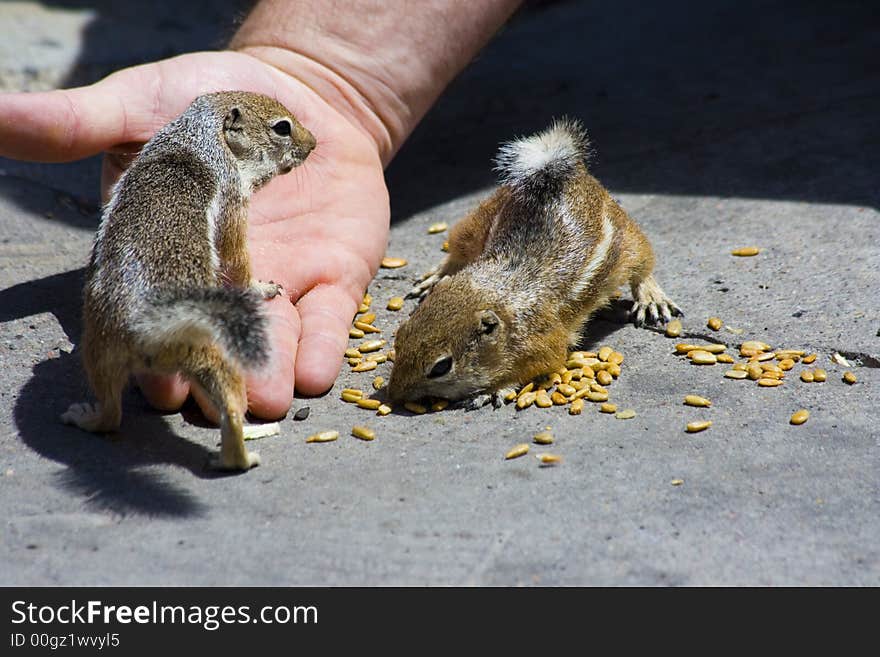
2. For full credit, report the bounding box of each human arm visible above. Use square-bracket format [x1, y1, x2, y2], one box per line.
[0, 0, 523, 419]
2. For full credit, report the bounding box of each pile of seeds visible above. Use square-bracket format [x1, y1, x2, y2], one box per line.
[301, 232, 864, 470]
[667, 320, 863, 433]
[498, 346, 635, 419]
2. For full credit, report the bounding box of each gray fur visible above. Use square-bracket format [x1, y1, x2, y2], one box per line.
[493, 117, 590, 202]
[137, 287, 268, 365]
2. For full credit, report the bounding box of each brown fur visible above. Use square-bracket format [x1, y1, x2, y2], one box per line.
[389, 121, 679, 407]
[61, 91, 315, 472]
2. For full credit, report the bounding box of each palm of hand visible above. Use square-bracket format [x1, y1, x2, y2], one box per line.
[1, 51, 390, 420]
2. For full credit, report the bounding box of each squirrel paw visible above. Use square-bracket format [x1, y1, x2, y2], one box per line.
[492, 388, 516, 408]
[251, 280, 284, 300]
[462, 390, 510, 410]
[60, 402, 119, 433]
[630, 276, 683, 327]
[406, 270, 447, 300]
[463, 394, 492, 411]
[630, 299, 683, 327]
[208, 450, 261, 472]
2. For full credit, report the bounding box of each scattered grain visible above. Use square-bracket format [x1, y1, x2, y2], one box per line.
[353, 321, 381, 333]
[404, 401, 428, 415]
[689, 350, 717, 365]
[686, 420, 712, 433]
[380, 257, 408, 268]
[533, 431, 554, 445]
[536, 453, 562, 465]
[790, 409, 809, 425]
[306, 430, 339, 443]
[359, 339, 386, 353]
[665, 320, 682, 338]
[505, 444, 530, 460]
[351, 426, 376, 441]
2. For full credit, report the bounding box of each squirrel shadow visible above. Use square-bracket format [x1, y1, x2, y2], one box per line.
[3, 269, 226, 517]
[387, 0, 880, 221]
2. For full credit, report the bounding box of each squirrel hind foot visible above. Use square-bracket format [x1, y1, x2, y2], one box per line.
[207, 450, 261, 473]
[60, 402, 121, 433]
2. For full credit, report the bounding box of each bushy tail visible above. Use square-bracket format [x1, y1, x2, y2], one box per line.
[493, 117, 590, 201]
[133, 287, 268, 366]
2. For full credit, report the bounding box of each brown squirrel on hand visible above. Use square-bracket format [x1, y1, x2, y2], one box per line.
[61, 91, 316, 472]
[388, 119, 681, 409]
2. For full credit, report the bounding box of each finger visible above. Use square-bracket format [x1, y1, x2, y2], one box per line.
[294, 284, 359, 396]
[135, 297, 298, 423]
[137, 372, 191, 412]
[0, 67, 165, 162]
[243, 295, 300, 420]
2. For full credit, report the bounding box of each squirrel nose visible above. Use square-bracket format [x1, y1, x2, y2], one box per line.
[297, 126, 317, 154]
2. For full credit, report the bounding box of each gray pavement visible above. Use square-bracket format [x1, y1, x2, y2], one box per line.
[1, 0, 878, 586]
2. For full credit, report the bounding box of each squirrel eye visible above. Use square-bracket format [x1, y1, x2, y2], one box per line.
[272, 119, 292, 136]
[427, 356, 453, 378]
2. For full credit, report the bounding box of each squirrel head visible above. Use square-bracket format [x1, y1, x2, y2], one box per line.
[206, 91, 316, 191]
[387, 276, 513, 403]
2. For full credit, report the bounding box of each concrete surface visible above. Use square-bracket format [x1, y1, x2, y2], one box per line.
[1, 0, 878, 586]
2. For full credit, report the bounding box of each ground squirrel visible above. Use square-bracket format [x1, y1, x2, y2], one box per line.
[387, 119, 681, 409]
[60, 91, 316, 471]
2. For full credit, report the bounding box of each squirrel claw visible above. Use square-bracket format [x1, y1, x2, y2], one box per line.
[406, 271, 448, 300]
[252, 280, 283, 300]
[464, 394, 492, 410]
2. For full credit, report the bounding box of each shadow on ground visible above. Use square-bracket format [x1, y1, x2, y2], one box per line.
[2, 270, 213, 516]
[2, 1, 877, 228]
[387, 0, 880, 219]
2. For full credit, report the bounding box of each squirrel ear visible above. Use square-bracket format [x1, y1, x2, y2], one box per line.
[223, 107, 242, 131]
[479, 309, 501, 335]
[223, 107, 251, 156]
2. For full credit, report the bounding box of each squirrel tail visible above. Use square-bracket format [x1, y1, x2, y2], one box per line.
[493, 117, 590, 201]
[133, 287, 268, 366]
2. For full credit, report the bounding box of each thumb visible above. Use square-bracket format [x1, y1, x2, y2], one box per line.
[0, 64, 170, 163]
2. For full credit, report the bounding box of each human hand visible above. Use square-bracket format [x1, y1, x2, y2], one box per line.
[0, 51, 390, 421]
